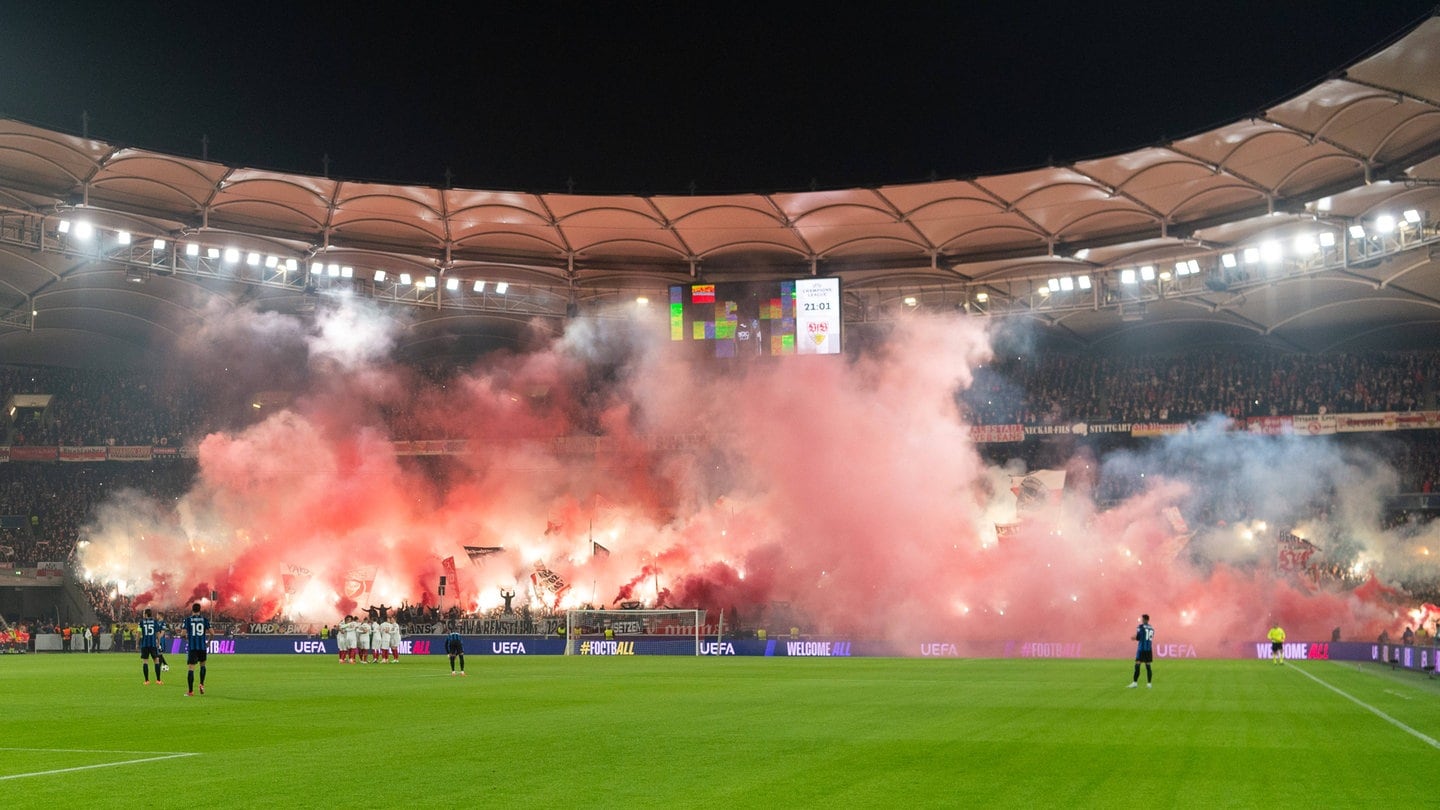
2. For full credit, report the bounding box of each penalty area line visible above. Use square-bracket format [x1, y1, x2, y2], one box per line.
[0, 751, 198, 781]
[1290, 664, 1440, 750]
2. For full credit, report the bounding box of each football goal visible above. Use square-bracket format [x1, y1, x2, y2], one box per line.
[563, 608, 704, 655]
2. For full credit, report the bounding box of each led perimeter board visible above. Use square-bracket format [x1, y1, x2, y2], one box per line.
[668, 277, 841, 358]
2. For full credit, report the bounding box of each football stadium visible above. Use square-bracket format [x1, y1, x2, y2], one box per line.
[5, 6, 1440, 807]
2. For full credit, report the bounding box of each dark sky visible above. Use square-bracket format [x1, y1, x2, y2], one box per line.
[0, 2, 1435, 194]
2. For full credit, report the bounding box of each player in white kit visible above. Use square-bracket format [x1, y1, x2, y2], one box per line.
[336, 615, 352, 663]
[357, 617, 373, 663]
[384, 617, 401, 662]
[343, 615, 360, 663]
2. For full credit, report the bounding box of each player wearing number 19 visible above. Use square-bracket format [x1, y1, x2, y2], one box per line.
[183, 602, 210, 697]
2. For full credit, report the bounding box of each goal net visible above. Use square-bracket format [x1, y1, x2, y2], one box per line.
[564, 609, 704, 656]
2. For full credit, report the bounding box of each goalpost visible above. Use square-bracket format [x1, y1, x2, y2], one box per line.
[564, 608, 704, 656]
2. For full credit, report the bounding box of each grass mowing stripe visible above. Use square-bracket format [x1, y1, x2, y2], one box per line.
[1288, 662, 1440, 749]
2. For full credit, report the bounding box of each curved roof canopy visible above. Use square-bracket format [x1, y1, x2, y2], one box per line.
[2, 13, 1440, 366]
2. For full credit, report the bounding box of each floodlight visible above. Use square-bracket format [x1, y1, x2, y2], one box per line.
[153, 238, 167, 250]
[1260, 241, 1282, 263]
[446, 278, 459, 291]
[1059, 276, 1074, 291]
[57, 219, 71, 234]
[903, 295, 918, 306]
[1403, 209, 1421, 224]
[75, 221, 94, 239]
[473, 280, 485, 292]
[285, 259, 298, 272]
[208, 248, 221, 260]
[223, 248, 240, 263]
[186, 243, 201, 256]
[341, 266, 353, 278]
[1077, 275, 1091, 290]
[373, 270, 386, 282]
[1318, 231, 1336, 247]
[1139, 265, 1155, 281]
[1348, 224, 1366, 239]
[117, 231, 132, 245]
[425, 275, 436, 288]
[1375, 214, 1396, 234]
[495, 282, 509, 294]
[1186, 259, 1200, 275]
[399, 273, 412, 285]
[1293, 234, 1317, 255]
[1243, 247, 1260, 264]
[1074, 248, 1090, 260]
[636, 296, 649, 306]
[1174, 261, 1188, 276]
[1121, 269, 1137, 285]
[1046, 278, 1059, 292]
[327, 263, 340, 277]
[264, 255, 279, 268]
[246, 252, 260, 266]
[1159, 270, 1172, 281]
[975, 292, 989, 302]
[1221, 253, 1237, 268]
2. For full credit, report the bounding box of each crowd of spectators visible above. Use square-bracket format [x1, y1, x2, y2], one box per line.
[1, 365, 207, 447]
[962, 348, 1439, 425]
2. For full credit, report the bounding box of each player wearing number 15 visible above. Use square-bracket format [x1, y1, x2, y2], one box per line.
[1128, 614, 1154, 689]
[183, 602, 210, 697]
[139, 608, 165, 685]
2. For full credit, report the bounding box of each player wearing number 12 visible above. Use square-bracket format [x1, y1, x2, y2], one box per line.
[183, 602, 210, 697]
[1128, 614, 1154, 689]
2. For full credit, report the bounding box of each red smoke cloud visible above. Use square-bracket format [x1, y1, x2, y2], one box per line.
[77, 302, 1433, 655]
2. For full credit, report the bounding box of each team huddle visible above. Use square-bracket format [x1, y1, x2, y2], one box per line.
[335, 614, 403, 663]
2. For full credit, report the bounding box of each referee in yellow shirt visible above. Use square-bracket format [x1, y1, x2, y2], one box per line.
[1268, 623, 1286, 664]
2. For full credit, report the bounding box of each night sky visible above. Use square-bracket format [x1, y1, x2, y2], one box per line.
[0, 2, 1435, 194]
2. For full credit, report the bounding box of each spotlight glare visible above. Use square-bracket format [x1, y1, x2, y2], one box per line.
[1375, 214, 1396, 234]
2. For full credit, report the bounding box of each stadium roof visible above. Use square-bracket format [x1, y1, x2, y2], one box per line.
[2, 11, 1440, 367]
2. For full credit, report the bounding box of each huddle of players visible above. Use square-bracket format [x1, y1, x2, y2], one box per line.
[335, 614, 403, 663]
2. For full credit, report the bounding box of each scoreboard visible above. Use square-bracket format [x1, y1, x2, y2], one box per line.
[668, 278, 841, 357]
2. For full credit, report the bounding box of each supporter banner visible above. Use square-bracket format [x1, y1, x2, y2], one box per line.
[969, 424, 1024, 443]
[1130, 423, 1189, 437]
[1086, 423, 1131, 434]
[1023, 423, 1088, 436]
[107, 445, 154, 461]
[393, 439, 468, 456]
[1395, 410, 1440, 430]
[59, 445, 107, 462]
[1335, 412, 1397, 433]
[1245, 416, 1292, 435]
[1292, 414, 1336, 436]
[36, 561, 65, 578]
[8, 446, 57, 461]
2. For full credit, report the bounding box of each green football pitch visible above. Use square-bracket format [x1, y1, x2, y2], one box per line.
[2, 653, 1438, 808]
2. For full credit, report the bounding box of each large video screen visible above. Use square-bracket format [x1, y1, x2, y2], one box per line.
[668, 278, 841, 357]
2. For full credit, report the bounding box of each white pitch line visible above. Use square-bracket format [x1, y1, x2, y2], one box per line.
[1290, 664, 1440, 750]
[0, 749, 198, 781]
